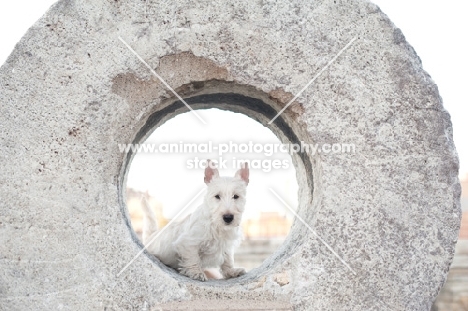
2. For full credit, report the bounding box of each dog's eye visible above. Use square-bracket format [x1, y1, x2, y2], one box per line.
[215, 194, 220, 199]
[233, 194, 239, 199]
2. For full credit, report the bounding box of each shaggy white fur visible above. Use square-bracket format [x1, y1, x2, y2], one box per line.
[142, 160, 249, 281]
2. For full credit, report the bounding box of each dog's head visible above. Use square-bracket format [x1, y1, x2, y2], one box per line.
[204, 160, 249, 228]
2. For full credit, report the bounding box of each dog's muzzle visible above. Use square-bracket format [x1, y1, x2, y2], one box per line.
[222, 214, 234, 224]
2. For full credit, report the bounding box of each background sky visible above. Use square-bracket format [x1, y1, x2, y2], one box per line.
[1, 1, 466, 219]
[126, 108, 299, 219]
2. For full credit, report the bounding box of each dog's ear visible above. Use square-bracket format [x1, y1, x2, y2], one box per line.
[235, 162, 249, 185]
[204, 159, 219, 184]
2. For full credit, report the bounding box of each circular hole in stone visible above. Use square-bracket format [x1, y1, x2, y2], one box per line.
[119, 83, 314, 284]
[125, 108, 298, 277]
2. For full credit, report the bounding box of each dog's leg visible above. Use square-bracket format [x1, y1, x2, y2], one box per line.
[220, 250, 246, 279]
[141, 197, 158, 245]
[174, 236, 207, 281]
[176, 244, 207, 281]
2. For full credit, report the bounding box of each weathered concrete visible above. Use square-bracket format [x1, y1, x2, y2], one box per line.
[0, 0, 460, 310]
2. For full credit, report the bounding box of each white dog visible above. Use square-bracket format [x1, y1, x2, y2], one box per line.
[141, 160, 249, 281]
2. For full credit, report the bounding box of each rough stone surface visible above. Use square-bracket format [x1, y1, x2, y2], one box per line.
[0, 0, 460, 310]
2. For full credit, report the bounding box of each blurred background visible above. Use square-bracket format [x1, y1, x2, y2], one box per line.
[125, 108, 298, 271]
[1, 1, 466, 309]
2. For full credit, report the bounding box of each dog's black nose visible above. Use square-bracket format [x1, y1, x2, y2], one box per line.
[223, 214, 234, 224]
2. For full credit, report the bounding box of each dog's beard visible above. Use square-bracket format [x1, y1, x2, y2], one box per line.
[209, 211, 243, 233]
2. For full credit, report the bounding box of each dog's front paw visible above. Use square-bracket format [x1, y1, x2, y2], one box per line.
[222, 267, 246, 279]
[180, 268, 207, 281]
